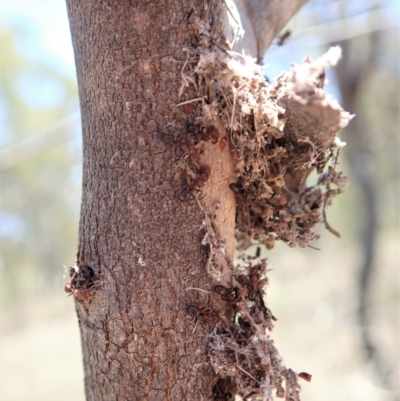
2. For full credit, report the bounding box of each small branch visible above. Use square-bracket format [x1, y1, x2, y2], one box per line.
[176, 97, 204, 106]
[184, 287, 211, 294]
[234, 0, 308, 60]
[178, 49, 190, 98]
[322, 196, 341, 238]
[235, 352, 261, 384]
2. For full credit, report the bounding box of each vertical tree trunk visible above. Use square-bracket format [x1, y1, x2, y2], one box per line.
[66, 1, 350, 399]
[66, 1, 233, 399]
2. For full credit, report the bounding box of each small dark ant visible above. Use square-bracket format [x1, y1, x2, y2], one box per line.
[201, 125, 219, 144]
[64, 284, 94, 300]
[63, 265, 95, 301]
[229, 177, 246, 204]
[190, 165, 210, 191]
[177, 142, 200, 166]
[298, 372, 312, 382]
[187, 305, 201, 317]
[161, 133, 174, 143]
[186, 122, 200, 134]
[276, 29, 291, 46]
[229, 176, 245, 194]
[177, 187, 191, 201]
[187, 303, 219, 324]
[214, 285, 237, 303]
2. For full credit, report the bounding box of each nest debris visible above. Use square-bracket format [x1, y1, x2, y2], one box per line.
[179, 16, 352, 401]
[194, 45, 352, 250]
[209, 259, 302, 401]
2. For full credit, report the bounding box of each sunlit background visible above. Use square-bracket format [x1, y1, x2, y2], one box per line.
[0, 1, 398, 400]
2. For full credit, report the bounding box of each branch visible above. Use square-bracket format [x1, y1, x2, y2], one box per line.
[233, 0, 308, 61]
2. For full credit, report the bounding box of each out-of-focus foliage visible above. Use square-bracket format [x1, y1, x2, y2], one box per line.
[265, 0, 399, 398]
[0, 24, 80, 306]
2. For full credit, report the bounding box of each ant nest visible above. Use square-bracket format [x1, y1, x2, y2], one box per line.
[193, 44, 351, 250]
[179, 17, 351, 401]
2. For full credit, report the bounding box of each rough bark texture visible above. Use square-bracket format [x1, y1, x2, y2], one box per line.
[66, 1, 234, 400]
[66, 0, 351, 400]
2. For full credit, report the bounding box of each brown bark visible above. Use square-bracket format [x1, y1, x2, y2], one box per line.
[66, 1, 233, 400]
[66, 0, 349, 400]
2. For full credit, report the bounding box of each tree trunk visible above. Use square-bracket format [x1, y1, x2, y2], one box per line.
[66, 1, 234, 399]
[66, 1, 350, 400]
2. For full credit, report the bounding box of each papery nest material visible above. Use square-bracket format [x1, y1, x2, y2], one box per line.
[179, 24, 351, 400]
[193, 45, 352, 250]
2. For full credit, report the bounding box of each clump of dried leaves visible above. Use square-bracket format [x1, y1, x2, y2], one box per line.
[181, 16, 352, 401]
[195, 45, 351, 249]
[209, 259, 303, 401]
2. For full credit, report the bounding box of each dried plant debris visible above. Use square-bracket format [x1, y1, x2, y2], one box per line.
[179, 20, 351, 401]
[182, 41, 351, 249]
[209, 259, 306, 401]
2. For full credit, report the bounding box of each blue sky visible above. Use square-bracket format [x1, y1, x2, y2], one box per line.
[0, 0, 75, 77]
[0, 0, 397, 120]
[1, 0, 398, 89]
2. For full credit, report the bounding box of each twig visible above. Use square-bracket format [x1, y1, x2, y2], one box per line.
[235, 352, 260, 384]
[307, 244, 321, 251]
[178, 49, 190, 98]
[119, 62, 136, 75]
[176, 97, 204, 106]
[223, 0, 240, 26]
[231, 92, 236, 130]
[322, 192, 341, 238]
[184, 287, 210, 294]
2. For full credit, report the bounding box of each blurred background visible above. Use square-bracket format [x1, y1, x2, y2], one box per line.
[0, 1, 398, 400]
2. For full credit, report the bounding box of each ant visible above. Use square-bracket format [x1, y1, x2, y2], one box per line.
[275, 29, 291, 46]
[176, 142, 201, 166]
[229, 176, 246, 193]
[298, 372, 312, 382]
[161, 133, 174, 144]
[201, 125, 219, 144]
[63, 265, 95, 300]
[190, 165, 210, 191]
[187, 303, 219, 325]
[160, 126, 200, 164]
[177, 164, 209, 200]
[214, 285, 237, 303]
[229, 176, 246, 203]
[177, 187, 191, 202]
[64, 284, 94, 300]
[186, 122, 200, 134]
